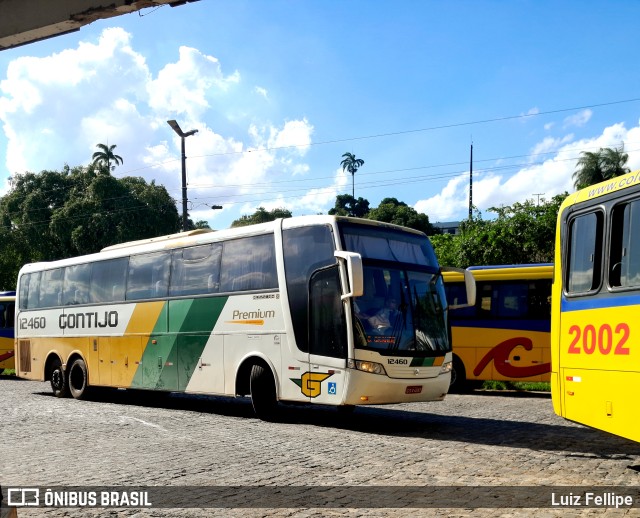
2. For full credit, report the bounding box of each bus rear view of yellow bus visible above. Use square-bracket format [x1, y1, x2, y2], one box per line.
[553, 169, 640, 443]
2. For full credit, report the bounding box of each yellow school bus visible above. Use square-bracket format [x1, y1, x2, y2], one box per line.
[552, 169, 640, 442]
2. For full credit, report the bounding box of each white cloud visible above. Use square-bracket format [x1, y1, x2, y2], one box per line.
[414, 120, 640, 222]
[563, 109, 592, 128]
[0, 27, 150, 176]
[254, 86, 268, 99]
[529, 134, 574, 161]
[147, 45, 240, 120]
[0, 27, 317, 226]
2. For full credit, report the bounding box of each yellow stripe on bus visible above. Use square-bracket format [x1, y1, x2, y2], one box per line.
[125, 301, 166, 335]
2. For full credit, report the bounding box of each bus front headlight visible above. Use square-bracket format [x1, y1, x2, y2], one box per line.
[440, 361, 452, 374]
[350, 360, 387, 375]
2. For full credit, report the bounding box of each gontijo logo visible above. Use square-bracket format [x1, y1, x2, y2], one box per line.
[291, 372, 334, 397]
[227, 309, 276, 326]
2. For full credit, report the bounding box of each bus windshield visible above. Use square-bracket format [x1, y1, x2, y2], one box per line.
[339, 223, 448, 355]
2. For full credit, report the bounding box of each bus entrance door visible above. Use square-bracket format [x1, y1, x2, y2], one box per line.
[306, 266, 348, 406]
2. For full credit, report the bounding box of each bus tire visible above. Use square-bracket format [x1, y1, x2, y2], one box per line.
[250, 363, 278, 421]
[69, 358, 89, 400]
[449, 355, 468, 393]
[50, 357, 69, 398]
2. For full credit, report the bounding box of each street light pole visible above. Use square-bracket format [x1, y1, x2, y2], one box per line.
[167, 119, 198, 231]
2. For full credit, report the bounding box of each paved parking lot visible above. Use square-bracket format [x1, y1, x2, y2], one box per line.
[1, 376, 639, 517]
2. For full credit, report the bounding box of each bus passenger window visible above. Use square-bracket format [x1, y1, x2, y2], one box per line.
[127, 252, 170, 300]
[170, 244, 222, 297]
[63, 264, 91, 305]
[566, 212, 603, 293]
[90, 258, 127, 303]
[220, 235, 277, 292]
[610, 200, 640, 288]
[39, 268, 64, 308]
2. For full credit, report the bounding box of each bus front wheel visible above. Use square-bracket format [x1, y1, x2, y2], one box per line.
[449, 355, 468, 393]
[50, 358, 69, 398]
[250, 363, 278, 421]
[69, 358, 89, 400]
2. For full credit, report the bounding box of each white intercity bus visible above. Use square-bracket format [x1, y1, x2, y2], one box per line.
[15, 216, 474, 419]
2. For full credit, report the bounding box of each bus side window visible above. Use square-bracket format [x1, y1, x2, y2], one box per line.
[39, 268, 64, 308]
[127, 252, 170, 300]
[170, 243, 222, 297]
[63, 264, 91, 305]
[90, 258, 127, 303]
[220, 235, 277, 292]
[610, 200, 640, 288]
[20, 272, 42, 310]
[7, 303, 14, 328]
[445, 282, 476, 318]
[566, 211, 603, 294]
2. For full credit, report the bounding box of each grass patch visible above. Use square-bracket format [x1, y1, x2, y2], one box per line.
[1, 369, 16, 376]
[481, 380, 550, 392]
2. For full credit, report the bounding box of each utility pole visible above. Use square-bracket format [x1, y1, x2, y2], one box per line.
[533, 193, 545, 206]
[167, 120, 198, 231]
[469, 143, 473, 219]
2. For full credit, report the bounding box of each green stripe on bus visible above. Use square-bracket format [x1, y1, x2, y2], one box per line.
[131, 297, 228, 391]
[410, 357, 436, 367]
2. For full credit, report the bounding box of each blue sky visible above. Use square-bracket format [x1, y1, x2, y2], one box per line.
[2, 1, 640, 230]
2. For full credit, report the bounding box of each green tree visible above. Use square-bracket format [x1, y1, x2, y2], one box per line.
[231, 207, 292, 227]
[430, 195, 568, 268]
[0, 165, 180, 287]
[367, 197, 440, 235]
[195, 220, 211, 229]
[92, 143, 124, 171]
[572, 145, 630, 190]
[340, 152, 365, 201]
[328, 194, 370, 218]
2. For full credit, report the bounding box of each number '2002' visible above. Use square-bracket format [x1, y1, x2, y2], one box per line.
[568, 323, 630, 355]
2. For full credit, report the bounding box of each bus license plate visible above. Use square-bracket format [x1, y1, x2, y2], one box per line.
[405, 386, 422, 394]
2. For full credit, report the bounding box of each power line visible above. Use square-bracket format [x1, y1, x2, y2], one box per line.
[5, 142, 640, 222]
[32, 96, 640, 180]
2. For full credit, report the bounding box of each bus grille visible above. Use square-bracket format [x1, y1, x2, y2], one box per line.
[19, 340, 31, 373]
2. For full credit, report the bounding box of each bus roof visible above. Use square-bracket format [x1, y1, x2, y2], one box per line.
[17, 215, 428, 276]
[560, 168, 640, 211]
[443, 263, 553, 283]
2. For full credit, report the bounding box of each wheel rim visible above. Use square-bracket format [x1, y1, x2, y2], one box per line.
[52, 368, 63, 390]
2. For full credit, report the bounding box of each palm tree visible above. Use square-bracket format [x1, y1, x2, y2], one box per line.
[92, 143, 123, 171]
[572, 145, 629, 190]
[340, 152, 365, 199]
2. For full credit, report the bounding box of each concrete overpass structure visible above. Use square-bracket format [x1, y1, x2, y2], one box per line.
[0, 0, 200, 51]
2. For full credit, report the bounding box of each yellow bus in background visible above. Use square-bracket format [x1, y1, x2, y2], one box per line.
[0, 291, 16, 372]
[443, 264, 552, 392]
[553, 169, 640, 443]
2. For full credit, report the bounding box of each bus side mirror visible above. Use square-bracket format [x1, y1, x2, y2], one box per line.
[334, 251, 364, 300]
[441, 266, 476, 309]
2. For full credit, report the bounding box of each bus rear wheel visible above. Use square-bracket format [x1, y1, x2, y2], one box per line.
[250, 363, 278, 421]
[50, 357, 69, 398]
[69, 358, 89, 400]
